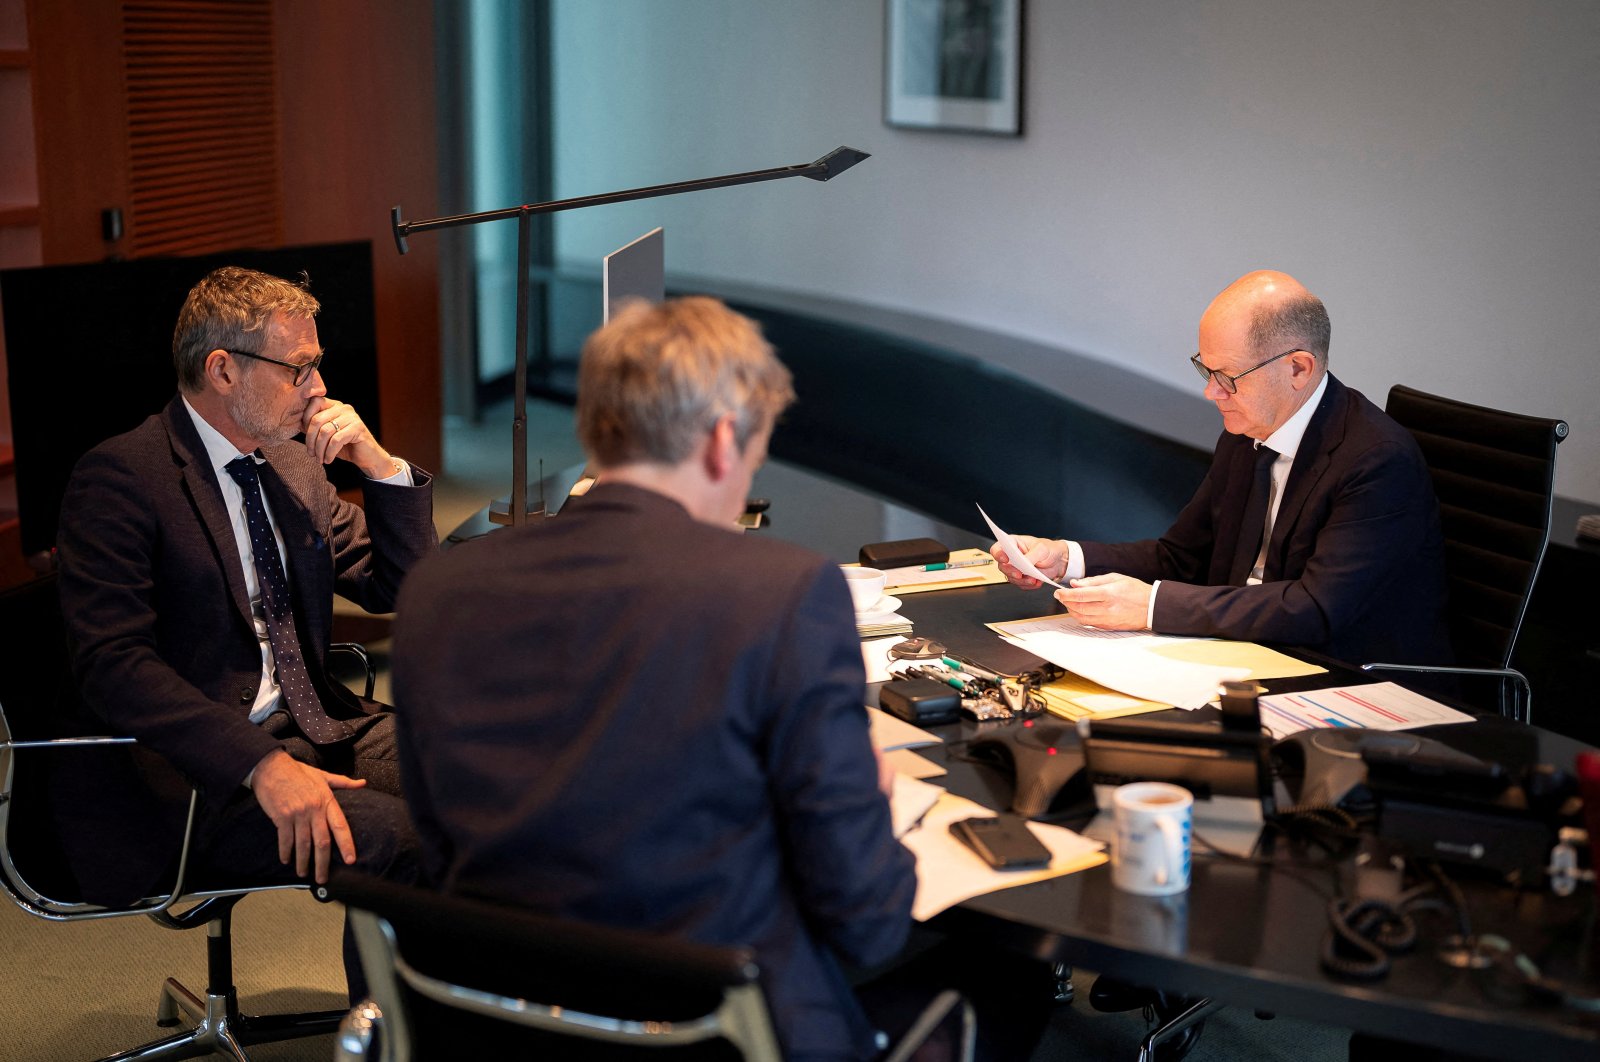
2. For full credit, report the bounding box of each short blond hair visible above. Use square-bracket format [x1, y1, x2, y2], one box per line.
[577, 296, 794, 466]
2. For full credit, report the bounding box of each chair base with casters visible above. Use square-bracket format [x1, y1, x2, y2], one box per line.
[1137, 997, 1223, 1062]
[1, 703, 348, 1061]
[325, 869, 974, 1062]
[1088, 976, 1215, 1062]
[116, 895, 347, 1062]
[0, 573, 379, 1061]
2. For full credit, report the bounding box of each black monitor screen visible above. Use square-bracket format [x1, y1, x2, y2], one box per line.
[2, 241, 379, 556]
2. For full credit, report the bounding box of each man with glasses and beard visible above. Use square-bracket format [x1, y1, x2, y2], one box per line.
[56, 266, 435, 994]
[994, 269, 1450, 668]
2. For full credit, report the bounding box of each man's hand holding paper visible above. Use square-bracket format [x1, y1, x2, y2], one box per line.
[1052, 572, 1152, 631]
[980, 505, 1069, 590]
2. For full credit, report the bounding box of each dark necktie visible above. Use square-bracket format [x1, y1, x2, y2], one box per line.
[225, 455, 349, 744]
[1230, 444, 1278, 586]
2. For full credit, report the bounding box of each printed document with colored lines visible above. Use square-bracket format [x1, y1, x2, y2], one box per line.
[1256, 681, 1474, 740]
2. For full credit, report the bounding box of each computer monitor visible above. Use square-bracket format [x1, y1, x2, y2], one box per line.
[602, 227, 664, 321]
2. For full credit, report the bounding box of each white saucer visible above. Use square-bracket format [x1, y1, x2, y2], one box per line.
[856, 595, 903, 622]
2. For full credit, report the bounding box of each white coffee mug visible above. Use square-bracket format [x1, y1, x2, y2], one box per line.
[841, 566, 887, 612]
[1111, 781, 1193, 896]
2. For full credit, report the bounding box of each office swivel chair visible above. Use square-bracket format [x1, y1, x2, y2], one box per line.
[1363, 385, 1569, 723]
[325, 869, 974, 1062]
[0, 572, 373, 1061]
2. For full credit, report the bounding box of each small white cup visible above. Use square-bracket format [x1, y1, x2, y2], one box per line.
[1111, 781, 1193, 896]
[841, 566, 887, 612]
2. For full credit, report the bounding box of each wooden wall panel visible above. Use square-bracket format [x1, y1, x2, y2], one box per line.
[274, 0, 441, 472]
[122, 0, 282, 257]
[22, 0, 440, 470]
[26, 0, 129, 263]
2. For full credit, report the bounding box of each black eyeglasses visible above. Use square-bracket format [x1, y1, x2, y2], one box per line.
[226, 349, 324, 387]
[1189, 348, 1305, 394]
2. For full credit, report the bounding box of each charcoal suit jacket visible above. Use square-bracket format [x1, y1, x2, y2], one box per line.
[392, 483, 916, 1061]
[55, 395, 436, 902]
[1082, 374, 1451, 666]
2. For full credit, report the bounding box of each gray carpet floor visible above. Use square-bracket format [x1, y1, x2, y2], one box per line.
[0, 886, 1350, 1060]
[1, 400, 1353, 1059]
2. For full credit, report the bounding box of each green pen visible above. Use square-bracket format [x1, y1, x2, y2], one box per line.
[942, 656, 999, 682]
[922, 557, 994, 572]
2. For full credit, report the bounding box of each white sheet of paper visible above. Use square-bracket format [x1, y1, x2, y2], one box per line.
[991, 612, 1179, 643]
[1005, 630, 1249, 708]
[886, 748, 946, 780]
[901, 792, 1106, 921]
[879, 563, 992, 590]
[890, 774, 945, 838]
[1256, 681, 1476, 739]
[977, 504, 1067, 590]
[867, 706, 943, 751]
[861, 635, 904, 683]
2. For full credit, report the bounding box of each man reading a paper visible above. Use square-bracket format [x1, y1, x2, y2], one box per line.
[994, 270, 1450, 667]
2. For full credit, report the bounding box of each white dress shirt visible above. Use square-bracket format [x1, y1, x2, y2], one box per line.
[1061, 374, 1329, 627]
[181, 398, 410, 723]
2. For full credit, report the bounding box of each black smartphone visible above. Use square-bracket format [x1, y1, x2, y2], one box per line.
[949, 815, 1051, 870]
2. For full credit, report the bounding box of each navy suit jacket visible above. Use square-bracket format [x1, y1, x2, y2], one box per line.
[392, 483, 916, 1061]
[1082, 374, 1451, 666]
[55, 395, 436, 901]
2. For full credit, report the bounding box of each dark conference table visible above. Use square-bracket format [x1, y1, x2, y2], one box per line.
[884, 580, 1600, 1062]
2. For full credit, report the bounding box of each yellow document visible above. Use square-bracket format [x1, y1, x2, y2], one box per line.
[1151, 640, 1326, 680]
[866, 548, 1008, 594]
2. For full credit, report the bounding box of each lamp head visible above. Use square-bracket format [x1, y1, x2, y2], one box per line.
[806, 146, 870, 181]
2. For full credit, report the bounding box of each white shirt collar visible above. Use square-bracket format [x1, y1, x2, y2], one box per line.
[181, 395, 256, 474]
[1260, 373, 1328, 460]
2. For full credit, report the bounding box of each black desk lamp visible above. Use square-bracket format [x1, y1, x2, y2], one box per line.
[391, 146, 871, 527]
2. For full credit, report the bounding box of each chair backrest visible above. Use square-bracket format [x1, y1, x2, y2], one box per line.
[1385, 385, 1567, 671]
[326, 870, 780, 1061]
[0, 574, 90, 905]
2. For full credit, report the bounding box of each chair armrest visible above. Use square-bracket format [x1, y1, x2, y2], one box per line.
[329, 642, 376, 700]
[1360, 662, 1531, 725]
[0, 731, 201, 920]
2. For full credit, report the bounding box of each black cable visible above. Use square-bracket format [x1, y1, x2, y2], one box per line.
[1189, 828, 1340, 903]
[1320, 892, 1424, 980]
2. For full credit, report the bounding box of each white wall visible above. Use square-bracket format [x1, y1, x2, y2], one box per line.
[550, 0, 1600, 505]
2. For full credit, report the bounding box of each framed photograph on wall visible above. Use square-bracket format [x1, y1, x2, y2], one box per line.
[885, 0, 1023, 136]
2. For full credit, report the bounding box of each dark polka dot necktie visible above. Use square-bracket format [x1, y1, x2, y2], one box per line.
[225, 454, 349, 744]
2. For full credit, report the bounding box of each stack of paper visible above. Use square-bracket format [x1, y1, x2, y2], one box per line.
[857, 614, 913, 639]
[991, 614, 1248, 708]
[1256, 681, 1475, 739]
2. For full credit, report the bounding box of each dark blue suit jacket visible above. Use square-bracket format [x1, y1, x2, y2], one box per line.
[392, 483, 916, 1061]
[1083, 374, 1451, 666]
[56, 395, 436, 901]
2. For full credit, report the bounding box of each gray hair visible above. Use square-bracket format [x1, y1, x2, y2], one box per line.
[173, 266, 320, 391]
[577, 296, 794, 467]
[1250, 291, 1330, 369]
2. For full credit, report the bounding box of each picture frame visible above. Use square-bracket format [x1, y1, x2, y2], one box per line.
[884, 0, 1024, 136]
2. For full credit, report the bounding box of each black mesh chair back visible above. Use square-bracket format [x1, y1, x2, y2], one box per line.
[327, 870, 775, 1061]
[327, 870, 972, 1062]
[1373, 385, 1568, 720]
[0, 574, 88, 903]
